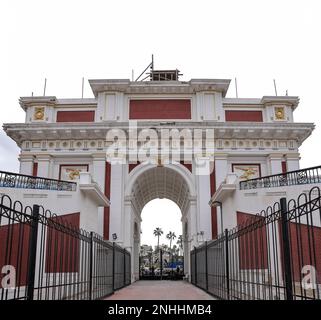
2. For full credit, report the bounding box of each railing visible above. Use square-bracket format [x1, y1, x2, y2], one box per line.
[0, 170, 77, 191]
[191, 186, 321, 300]
[0, 194, 131, 300]
[239, 165, 321, 190]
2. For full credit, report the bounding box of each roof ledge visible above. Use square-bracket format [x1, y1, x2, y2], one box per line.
[261, 96, 300, 109]
[19, 96, 57, 111]
[209, 173, 238, 205]
[79, 172, 110, 206]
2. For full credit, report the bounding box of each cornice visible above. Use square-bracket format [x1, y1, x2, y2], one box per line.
[3, 121, 314, 148]
[19, 96, 57, 111]
[261, 96, 299, 109]
[89, 78, 231, 97]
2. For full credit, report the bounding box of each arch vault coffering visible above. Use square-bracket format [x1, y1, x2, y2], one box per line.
[130, 166, 190, 215]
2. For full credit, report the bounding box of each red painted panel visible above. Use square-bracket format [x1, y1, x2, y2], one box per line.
[237, 212, 268, 269]
[104, 162, 111, 240]
[225, 110, 263, 122]
[129, 162, 140, 173]
[129, 99, 191, 119]
[32, 162, 38, 177]
[210, 162, 218, 239]
[279, 222, 321, 282]
[282, 161, 287, 173]
[45, 213, 80, 273]
[180, 161, 192, 173]
[0, 223, 31, 287]
[56, 111, 95, 122]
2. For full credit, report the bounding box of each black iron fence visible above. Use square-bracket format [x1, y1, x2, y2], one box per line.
[191, 186, 321, 300]
[139, 249, 184, 280]
[0, 194, 131, 300]
[0, 170, 77, 191]
[240, 165, 321, 190]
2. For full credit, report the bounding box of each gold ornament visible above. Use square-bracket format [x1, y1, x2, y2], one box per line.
[234, 166, 258, 180]
[275, 107, 285, 120]
[34, 107, 45, 120]
[66, 169, 81, 180]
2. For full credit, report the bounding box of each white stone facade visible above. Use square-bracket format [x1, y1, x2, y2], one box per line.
[2, 77, 317, 281]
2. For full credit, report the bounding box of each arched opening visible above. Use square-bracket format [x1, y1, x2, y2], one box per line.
[140, 199, 183, 279]
[125, 163, 196, 281]
[141, 199, 182, 247]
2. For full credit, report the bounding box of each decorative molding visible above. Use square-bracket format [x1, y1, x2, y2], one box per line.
[34, 107, 45, 120]
[19, 138, 299, 155]
[4, 121, 312, 152]
[274, 107, 285, 120]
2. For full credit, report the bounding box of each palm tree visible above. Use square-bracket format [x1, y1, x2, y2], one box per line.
[166, 231, 176, 250]
[177, 235, 183, 249]
[166, 231, 176, 276]
[153, 227, 163, 252]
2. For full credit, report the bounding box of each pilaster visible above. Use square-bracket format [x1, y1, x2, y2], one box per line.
[19, 154, 34, 175]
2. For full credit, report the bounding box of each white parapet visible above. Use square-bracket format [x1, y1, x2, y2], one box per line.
[0, 172, 109, 234]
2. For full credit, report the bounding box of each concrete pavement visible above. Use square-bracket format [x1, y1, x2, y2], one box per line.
[105, 280, 215, 300]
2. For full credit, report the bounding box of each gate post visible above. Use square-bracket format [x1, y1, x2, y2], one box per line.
[160, 249, 163, 280]
[194, 246, 197, 285]
[205, 241, 208, 291]
[123, 249, 126, 287]
[280, 197, 293, 300]
[112, 242, 115, 292]
[26, 205, 40, 300]
[225, 229, 230, 300]
[89, 232, 94, 300]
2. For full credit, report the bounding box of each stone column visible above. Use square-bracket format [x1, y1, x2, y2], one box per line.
[214, 153, 229, 186]
[194, 156, 212, 241]
[123, 196, 133, 248]
[123, 197, 134, 280]
[268, 153, 284, 175]
[36, 154, 52, 178]
[188, 197, 198, 248]
[182, 218, 190, 278]
[185, 197, 198, 280]
[214, 153, 228, 236]
[19, 154, 34, 175]
[109, 158, 126, 245]
[92, 153, 106, 236]
[286, 153, 300, 171]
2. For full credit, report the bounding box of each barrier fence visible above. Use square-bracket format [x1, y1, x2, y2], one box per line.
[191, 186, 321, 300]
[0, 170, 77, 191]
[0, 194, 131, 300]
[239, 165, 321, 190]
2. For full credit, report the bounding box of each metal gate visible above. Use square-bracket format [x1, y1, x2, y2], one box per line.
[139, 248, 184, 280]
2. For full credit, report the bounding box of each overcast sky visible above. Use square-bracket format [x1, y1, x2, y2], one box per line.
[1, 0, 320, 244]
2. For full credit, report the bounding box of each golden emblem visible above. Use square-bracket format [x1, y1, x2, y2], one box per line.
[234, 166, 258, 180]
[275, 107, 285, 120]
[66, 169, 81, 180]
[34, 107, 45, 120]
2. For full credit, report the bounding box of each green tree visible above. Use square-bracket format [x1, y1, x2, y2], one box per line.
[166, 232, 177, 275]
[153, 227, 163, 252]
[177, 235, 183, 249]
[166, 231, 176, 250]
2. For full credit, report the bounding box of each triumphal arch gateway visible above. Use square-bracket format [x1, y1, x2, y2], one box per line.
[3, 68, 314, 280]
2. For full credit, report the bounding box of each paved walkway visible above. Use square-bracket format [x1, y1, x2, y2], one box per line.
[106, 280, 215, 300]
